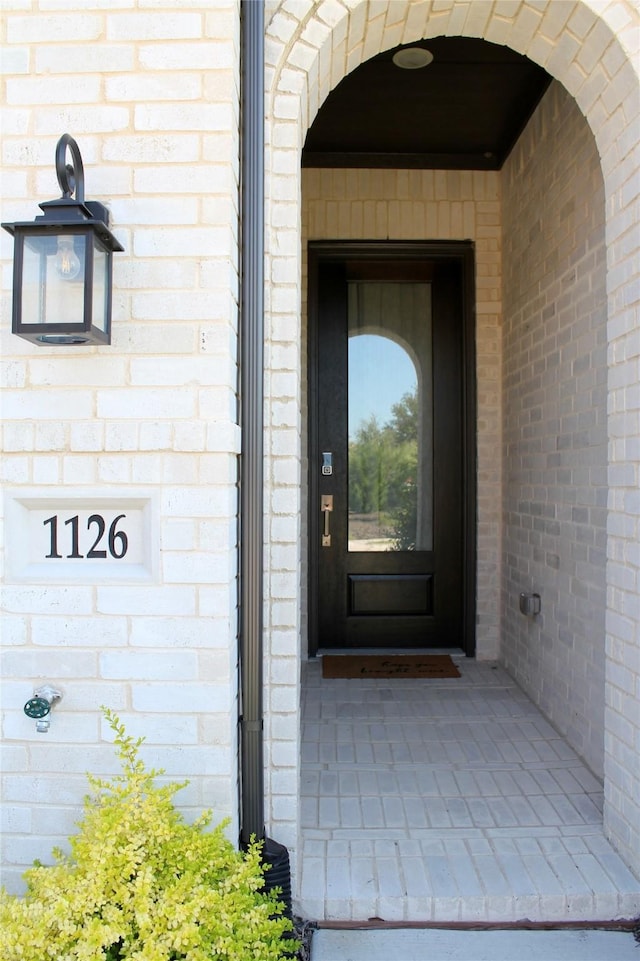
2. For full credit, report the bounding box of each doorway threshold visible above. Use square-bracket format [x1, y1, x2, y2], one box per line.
[316, 648, 467, 656]
[298, 658, 640, 922]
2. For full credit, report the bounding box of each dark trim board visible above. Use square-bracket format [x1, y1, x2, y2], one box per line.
[307, 241, 477, 658]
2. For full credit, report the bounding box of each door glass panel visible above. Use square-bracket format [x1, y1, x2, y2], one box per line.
[348, 282, 433, 552]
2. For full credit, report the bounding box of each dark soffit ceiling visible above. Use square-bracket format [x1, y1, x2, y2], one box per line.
[302, 37, 552, 171]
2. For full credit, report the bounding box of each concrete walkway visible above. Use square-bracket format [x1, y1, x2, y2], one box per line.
[299, 657, 640, 922]
[310, 926, 639, 960]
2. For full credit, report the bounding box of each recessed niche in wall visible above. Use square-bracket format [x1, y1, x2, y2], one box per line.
[4, 489, 158, 584]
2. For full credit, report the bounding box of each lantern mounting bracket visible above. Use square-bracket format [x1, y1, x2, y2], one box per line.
[36, 134, 113, 230]
[56, 132, 85, 202]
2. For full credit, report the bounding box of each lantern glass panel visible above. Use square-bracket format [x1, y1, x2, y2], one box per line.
[91, 240, 109, 336]
[21, 232, 87, 327]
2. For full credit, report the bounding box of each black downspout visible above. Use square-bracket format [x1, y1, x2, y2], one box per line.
[239, 0, 293, 919]
[239, 0, 265, 849]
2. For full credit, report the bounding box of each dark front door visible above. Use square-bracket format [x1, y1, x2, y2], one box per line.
[308, 243, 475, 654]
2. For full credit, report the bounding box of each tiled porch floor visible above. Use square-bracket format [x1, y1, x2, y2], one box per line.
[298, 656, 640, 922]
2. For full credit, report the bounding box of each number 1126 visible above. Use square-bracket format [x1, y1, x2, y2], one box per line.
[43, 514, 129, 560]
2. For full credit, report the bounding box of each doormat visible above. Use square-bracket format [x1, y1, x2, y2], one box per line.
[321, 654, 461, 679]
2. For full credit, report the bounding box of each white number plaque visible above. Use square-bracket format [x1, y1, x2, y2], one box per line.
[5, 489, 158, 583]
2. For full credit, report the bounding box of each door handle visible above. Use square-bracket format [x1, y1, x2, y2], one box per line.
[321, 494, 333, 547]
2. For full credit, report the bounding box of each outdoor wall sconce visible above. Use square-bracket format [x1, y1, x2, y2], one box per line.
[2, 134, 123, 346]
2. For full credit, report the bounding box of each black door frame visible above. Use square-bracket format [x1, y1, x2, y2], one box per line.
[307, 240, 477, 657]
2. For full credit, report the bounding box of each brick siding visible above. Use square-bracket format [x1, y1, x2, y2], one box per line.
[0, 0, 242, 893]
[0, 0, 638, 896]
[502, 81, 608, 779]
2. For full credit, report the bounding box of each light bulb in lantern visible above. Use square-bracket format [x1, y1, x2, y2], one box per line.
[54, 235, 81, 280]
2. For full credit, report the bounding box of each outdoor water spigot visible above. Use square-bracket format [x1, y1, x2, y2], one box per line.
[24, 685, 63, 732]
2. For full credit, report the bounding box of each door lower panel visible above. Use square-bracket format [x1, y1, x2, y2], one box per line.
[348, 574, 433, 615]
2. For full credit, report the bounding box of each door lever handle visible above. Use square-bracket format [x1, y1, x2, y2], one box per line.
[321, 494, 333, 547]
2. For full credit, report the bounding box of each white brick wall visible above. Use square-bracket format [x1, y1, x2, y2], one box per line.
[1, 0, 638, 901]
[1, 0, 242, 894]
[502, 80, 608, 779]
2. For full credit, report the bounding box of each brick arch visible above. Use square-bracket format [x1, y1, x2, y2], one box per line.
[264, 0, 638, 314]
[262, 0, 640, 874]
[265, 1, 639, 183]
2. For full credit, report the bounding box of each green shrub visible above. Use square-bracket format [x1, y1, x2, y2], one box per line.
[0, 709, 295, 960]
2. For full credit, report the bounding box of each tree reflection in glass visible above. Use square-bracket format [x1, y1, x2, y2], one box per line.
[348, 282, 433, 552]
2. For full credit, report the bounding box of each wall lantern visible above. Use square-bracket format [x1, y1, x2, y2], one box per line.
[1, 134, 123, 346]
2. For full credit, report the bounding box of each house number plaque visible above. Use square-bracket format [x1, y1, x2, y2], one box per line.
[5, 489, 157, 583]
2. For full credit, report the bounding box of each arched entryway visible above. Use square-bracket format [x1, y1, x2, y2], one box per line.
[261, 0, 640, 914]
